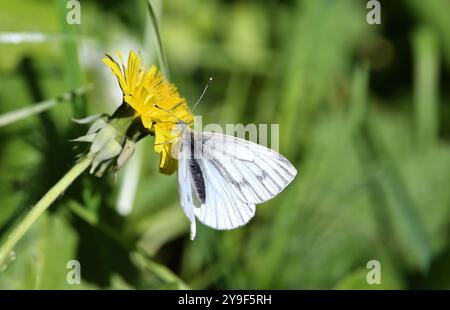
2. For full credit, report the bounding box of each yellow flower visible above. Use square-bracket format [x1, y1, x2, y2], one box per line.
[103, 51, 193, 174]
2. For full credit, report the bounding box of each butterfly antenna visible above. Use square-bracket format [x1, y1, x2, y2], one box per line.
[192, 77, 213, 113]
[154, 104, 184, 124]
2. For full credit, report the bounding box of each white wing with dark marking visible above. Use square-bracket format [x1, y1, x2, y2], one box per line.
[177, 127, 297, 238]
[200, 132, 297, 204]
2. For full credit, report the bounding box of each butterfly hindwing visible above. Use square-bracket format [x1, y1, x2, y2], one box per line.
[177, 135, 197, 240]
[193, 157, 256, 230]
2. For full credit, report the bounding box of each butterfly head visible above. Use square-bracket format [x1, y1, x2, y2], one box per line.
[174, 121, 191, 136]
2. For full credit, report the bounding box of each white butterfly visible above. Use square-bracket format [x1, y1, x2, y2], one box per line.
[172, 123, 297, 240]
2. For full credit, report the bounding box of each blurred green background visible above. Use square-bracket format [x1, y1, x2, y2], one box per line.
[1, 0, 450, 289]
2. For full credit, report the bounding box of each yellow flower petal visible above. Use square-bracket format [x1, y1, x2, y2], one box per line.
[154, 122, 179, 174]
[103, 54, 128, 94]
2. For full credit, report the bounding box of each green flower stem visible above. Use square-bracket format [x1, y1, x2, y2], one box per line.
[0, 155, 93, 267]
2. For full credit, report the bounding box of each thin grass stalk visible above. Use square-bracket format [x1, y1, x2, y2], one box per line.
[146, 0, 169, 79]
[0, 85, 92, 128]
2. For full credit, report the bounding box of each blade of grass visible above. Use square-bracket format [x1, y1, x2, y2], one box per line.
[131, 252, 190, 290]
[0, 85, 92, 128]
[54, 0, 85, 117]
[146, 0, 169, 79]
[413, 26, 440, 149]
[406, 0, 450, 65]
[378, 164, 432, 271]
[135, 204, 189, 256]
[349, 64, 369, 133]
[0, 32, 74, 44]
[351, 65, 432, 271]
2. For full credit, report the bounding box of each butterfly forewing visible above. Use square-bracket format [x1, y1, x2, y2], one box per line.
[200, 132, 297, 204]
